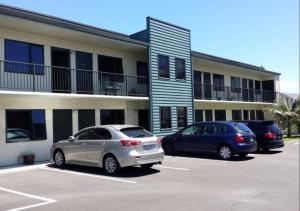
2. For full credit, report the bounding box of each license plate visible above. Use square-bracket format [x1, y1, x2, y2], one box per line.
[249, 138, 255, 142]
[143, 144, 156, 151]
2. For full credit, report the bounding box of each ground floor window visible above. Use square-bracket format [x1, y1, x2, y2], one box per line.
[100, 110, 124, 125]
[195, 110, 203, 122]
[205, 110, 213, 121]
[78, 110, 95, 130]
[250, 110, 256, 120]
[215, 110, 226, 121]
[160, 107, 171, 129]
[177, 107, 187, 128]
[6, 110, 46, 143]
[243, 110, 249, 120]
[232, 110, 242, 120]
[256, 110, 264, 120]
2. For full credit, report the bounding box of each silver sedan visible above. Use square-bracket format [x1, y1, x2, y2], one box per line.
[51, 125, 164, 175]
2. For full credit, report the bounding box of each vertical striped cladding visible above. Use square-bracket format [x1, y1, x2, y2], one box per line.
[148, 18, 193, 136]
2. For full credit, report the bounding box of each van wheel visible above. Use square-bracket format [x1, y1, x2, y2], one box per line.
[141, 164, 154, 170]
[218, 145, 233, 160]
[54, 150, 65, 168]
[163, 142, 175, 155]
[103, 155, 120, 175]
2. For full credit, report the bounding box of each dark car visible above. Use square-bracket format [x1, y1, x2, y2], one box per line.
[237, 121, 284, 151]
[162, 121, 257, 160]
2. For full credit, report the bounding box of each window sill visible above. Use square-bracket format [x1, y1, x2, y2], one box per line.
[158, 77, 170, 81]
[6, 139, 47, 144]
[160, 128, 172, 131]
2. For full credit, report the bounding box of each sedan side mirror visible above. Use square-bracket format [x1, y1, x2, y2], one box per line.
[68, 136, 75, 142]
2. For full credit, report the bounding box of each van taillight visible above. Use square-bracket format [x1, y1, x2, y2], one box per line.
[235, 133, 245, 143]
[120, 140, 141, 146]
[264, 132, 276, 140]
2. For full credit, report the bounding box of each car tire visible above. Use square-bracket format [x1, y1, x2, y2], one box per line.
[141, 164, 154, 170]
[163, 142, 175, 155]
[218, 145, 233, 160]
[238, 153, 248, 158]
[53, 150, 65, 168]
[103, 154, 120, 175]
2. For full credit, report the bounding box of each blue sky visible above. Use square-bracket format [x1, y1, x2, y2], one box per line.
[0, 0, 299, 93]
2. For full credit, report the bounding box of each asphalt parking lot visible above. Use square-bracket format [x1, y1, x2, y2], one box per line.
[0, 140, 299, 211]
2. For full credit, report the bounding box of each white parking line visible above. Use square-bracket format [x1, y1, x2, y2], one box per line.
[155, 165, 190, 171]
[0, 187, 56, 211]
[0, 163, 50, 175]
[293, 142, 299, 145]
[40, 167, 137, 184]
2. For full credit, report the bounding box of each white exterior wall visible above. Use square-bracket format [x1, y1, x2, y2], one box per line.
[0, 94, 148, 166]
[192, 58, 278, 86]
[194, 101, 271, 121]
[0, 27, 147, 92]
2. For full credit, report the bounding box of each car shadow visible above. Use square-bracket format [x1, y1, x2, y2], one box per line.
[252, 150, 283, 155]
[46, 163, 160, 178]
[168, 152, 255, 162]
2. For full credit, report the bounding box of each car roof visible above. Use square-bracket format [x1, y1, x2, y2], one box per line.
[195, 121, 235, 125]
[79, 125, 141, 131]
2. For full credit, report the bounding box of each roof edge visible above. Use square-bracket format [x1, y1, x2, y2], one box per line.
[0, 4, 149, 47]
[192, 51, 281, 76]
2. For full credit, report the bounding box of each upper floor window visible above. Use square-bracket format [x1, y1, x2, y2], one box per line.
[160, 107, 171, 129]
[5, 39, 44, 75]
[158, 55, 169, 78]
[231, 77, 241, 93]
[213, 74, 225, 91]
[6, 110, 47, 143]
[98, 55, 123, 74]
[255, 80, 261, 94]
[177, 107, 187, 128]
[137, 61, 148, 84]
[175, 58, 186, 80]
[76, 51, 93, 70]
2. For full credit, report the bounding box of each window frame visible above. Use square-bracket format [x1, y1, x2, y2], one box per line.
[177, 107, 187, 129]
[5, 39, 45, 75]
[6, 109, 47, 143]
[231, 77, 241, 93]
[213, 74, 225, 91]
[160, 107, 171, 130]
[175, 58, 186, 80]
[214, 110, 227, 121]
[158, 54, 170, 79]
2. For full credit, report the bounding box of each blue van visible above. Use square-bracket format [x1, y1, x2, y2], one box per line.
[162, 121, 257, 160]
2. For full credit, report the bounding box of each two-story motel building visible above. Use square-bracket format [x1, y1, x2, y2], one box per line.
[0, 5, 280, 166]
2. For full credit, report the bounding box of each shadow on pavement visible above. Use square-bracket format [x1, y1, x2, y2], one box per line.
[252, 150, 283, 155]
[168, 152, 255, 162]
[46, 163, 160, 178]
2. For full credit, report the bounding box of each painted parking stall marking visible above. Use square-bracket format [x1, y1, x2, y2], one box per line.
[40, 167, 137, 184]
[155, 165, 190, 171]
[0, 187, 56, 211]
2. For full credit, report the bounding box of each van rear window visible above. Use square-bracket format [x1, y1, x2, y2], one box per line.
[233, 123, 252, 134]
[264, 122, 281, 133]
[120, 127, 153, 138]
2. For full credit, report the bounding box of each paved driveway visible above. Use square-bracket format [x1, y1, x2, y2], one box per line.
[0, 140, 299, 211]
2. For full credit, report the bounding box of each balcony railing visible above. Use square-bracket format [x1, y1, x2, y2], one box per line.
[194, 83, 276, 103]
[0, 60, 148, 97]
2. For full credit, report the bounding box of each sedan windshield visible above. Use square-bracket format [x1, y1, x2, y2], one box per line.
[120, 127, 153, 138]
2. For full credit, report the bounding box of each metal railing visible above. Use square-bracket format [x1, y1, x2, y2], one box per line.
[194, 83, 276, 103]
[0, 60, 148, 97]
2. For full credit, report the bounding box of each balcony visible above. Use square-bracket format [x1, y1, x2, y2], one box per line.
[194, 83, 276, 103]
[0, 60, 148, 97]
